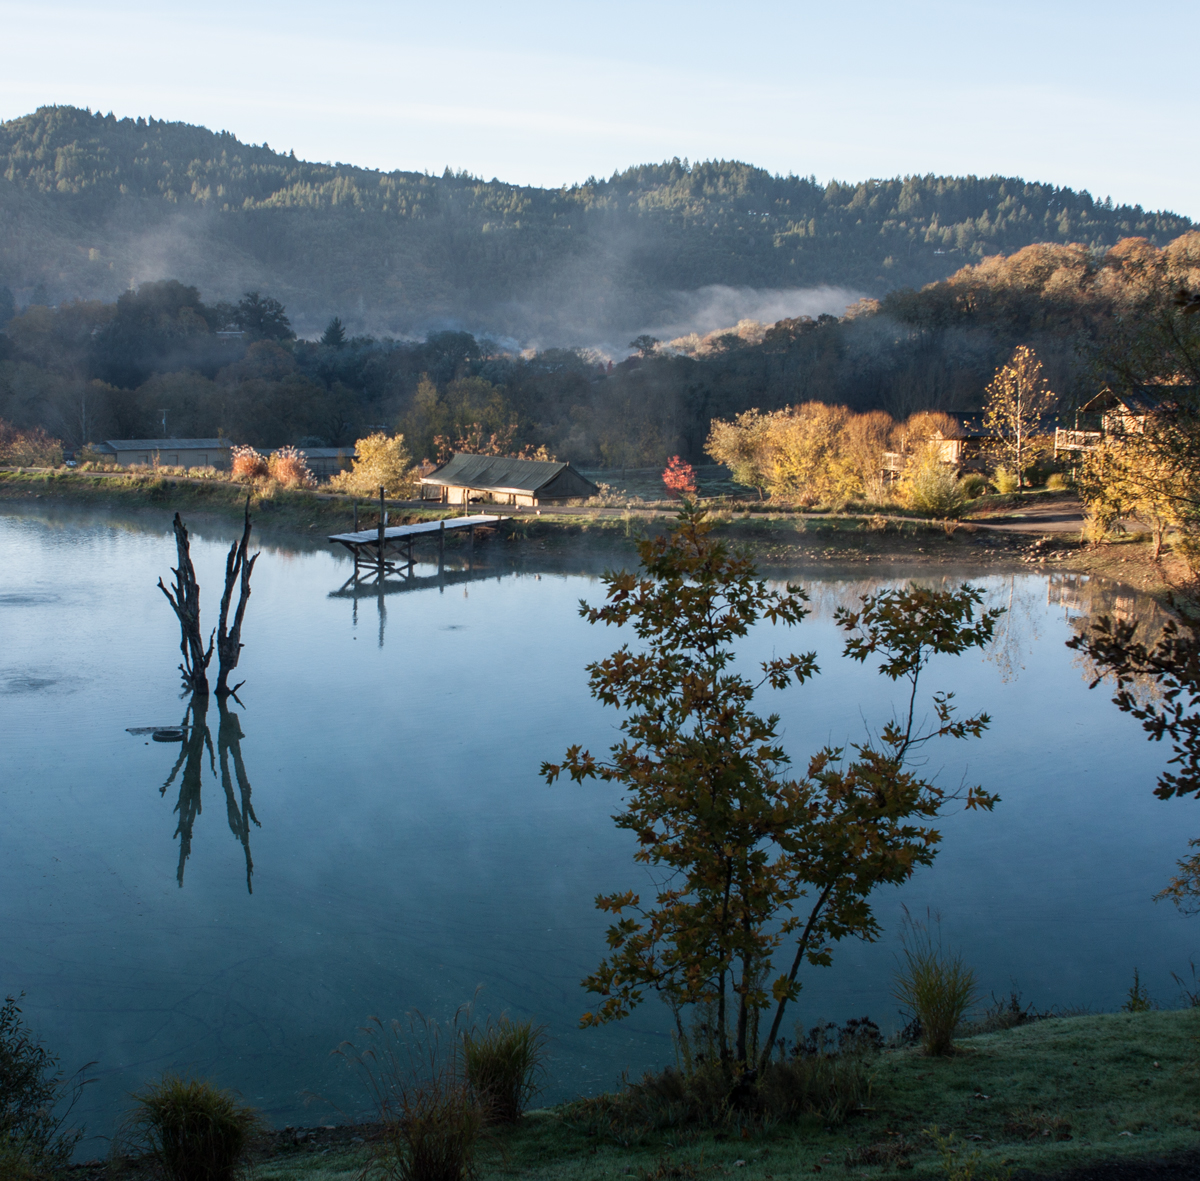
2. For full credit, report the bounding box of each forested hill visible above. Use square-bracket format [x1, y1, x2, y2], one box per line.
[0, 105, 1192, 342]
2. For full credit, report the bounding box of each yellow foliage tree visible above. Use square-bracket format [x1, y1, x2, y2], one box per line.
[1080, 435, 1184, 560]
[328, 433, 414, 497]
[983, 346, 1056, 488]
[705, 409, 773, 498]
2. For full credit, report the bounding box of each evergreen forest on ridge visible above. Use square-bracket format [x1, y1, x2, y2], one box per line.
[0, 105, 1192, 341]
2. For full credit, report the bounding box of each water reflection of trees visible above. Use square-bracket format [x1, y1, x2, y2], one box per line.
[159, 695, 259, 892]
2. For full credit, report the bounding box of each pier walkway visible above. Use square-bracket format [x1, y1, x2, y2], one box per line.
[328, 514, 509, 577]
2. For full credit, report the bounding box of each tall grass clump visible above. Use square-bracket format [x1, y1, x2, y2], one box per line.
[117, 1075, 262, 1181]
[992, 467, 1020, 495]
[339, 1008, 482, 1181]
[267, 446, 316, 489]
[462, 1016, 548, 1124]
[893, 912, 978, 1056]
[230, 445, 268, 481]
[1, 994, 89, 1176]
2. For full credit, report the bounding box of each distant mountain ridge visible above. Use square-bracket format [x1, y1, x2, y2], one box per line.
[0, 105, 1192, 342]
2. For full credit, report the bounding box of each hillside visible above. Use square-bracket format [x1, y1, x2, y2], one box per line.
[0, 106, 1191, 342]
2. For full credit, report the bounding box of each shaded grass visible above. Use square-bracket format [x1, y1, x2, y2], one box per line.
[253, 1012, 1200, 1181]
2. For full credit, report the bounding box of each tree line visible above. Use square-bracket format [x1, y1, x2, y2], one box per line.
[0, 105, 1192, 340]
[0, 232, 1196, 473]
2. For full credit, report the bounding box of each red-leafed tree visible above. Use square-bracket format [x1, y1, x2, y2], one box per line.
[662, 455, 697, 498]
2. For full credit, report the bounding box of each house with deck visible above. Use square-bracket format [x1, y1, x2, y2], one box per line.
[420, 454, 598, 506]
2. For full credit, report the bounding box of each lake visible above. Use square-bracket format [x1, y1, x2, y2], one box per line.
[0, 504, 1192, 1154]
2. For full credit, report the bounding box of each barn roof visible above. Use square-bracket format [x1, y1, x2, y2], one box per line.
[100, 438, 232, 450]
[421, 454, 597, 497]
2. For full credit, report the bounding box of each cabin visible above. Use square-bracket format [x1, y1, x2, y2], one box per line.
[881, 413, 995, 478]
[1053, 386, 1187, 456]
[420, 454, 599, 506]
[298, 447, 356, 477]
[94, 438, 233, 470]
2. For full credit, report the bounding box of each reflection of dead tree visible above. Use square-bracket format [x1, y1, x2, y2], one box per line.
[216, 499, 259, 699]
[158, 514, 213, 694]
[218, 698, 259, 893]
[157, 694, 259, 893]
[159, 694, 215, 887]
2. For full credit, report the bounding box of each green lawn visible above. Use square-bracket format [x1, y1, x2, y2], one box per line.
[255, 1011, 1200, 1181]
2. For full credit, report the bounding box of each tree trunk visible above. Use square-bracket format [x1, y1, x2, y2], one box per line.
[158, 513, 212, 694]
[216, 499, 259, 698]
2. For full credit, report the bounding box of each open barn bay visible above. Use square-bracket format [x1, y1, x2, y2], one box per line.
[0, 504, 1191, 1155]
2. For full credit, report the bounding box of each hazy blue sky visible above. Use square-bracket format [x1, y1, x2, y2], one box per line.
[1, 0, 1195, 217]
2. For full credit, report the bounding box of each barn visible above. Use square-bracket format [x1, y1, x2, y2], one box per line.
[420, 454, 598, 506]
[94, 439, 233, 469]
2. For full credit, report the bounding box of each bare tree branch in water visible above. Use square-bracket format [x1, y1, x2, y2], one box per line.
[216, 498, 259, 699]
[158, 694, 258, 893]
[159, 695, 215, 887]
[157, 514, 213, 694]
[218, 699, 259, 893]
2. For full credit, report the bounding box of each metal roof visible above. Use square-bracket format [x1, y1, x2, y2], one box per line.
[421, 453, 596, 495]
[102, 438, 232, 450]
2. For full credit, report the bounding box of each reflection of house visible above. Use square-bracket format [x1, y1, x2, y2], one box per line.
[298, 447, 356, 477]
[95, 438, 233, 469]
[420, 454, 599, 506]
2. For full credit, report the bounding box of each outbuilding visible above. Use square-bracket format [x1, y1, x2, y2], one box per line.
[420, 454, 598, 506]
[94, 439, 233, 470]
[298, 447, 357, 477]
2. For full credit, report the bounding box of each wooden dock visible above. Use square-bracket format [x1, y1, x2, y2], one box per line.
[328, 513, 509, 577]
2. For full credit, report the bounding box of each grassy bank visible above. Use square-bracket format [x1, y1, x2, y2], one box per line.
[236, 1011, 1199, 1181]
[2, 467, 1186, 597]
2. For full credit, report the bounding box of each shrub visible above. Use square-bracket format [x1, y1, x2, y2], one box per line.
[899, 443, 967, 517]
[118, 1075, 262, 1181]
[328, 433, 414, 498]
[340, 1008, 483, 1181]
[892, 913, 978, 1056]
[230, 445, 268, 481]
[1046, 472, 1069, 491]
[462, 1016, 548, 1124]
[0, 423, 63, 467]
[0, 994, 87, 1172]
[958, 472, 989, 499]
[563, 1012, 875, 1144]
[266, 445, 315, 489]
[992, 467, 1020, 495]
[959, 991, 1043, 1036]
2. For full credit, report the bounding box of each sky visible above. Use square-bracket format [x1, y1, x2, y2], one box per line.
[0, 0, 1196, 218]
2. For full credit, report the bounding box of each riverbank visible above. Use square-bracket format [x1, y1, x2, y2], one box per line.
[0, 468, 1189, 602]
[77, 1010, 1200, 1181]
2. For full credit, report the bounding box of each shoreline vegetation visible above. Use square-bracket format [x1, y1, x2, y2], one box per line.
[63, 1011, 1200, 1181]
[0, 466, 1186, 601]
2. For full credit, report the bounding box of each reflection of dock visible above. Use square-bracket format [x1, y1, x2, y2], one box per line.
[328, 514, 508, 577]
[328, 562, 500, 599]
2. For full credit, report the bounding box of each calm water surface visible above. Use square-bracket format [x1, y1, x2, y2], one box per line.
[0, 505, 1191, 1151]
